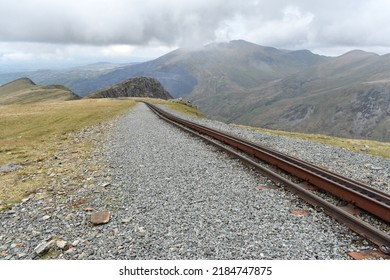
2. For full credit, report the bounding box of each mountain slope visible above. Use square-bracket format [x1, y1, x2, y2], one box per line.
[211, 51, 390, 141]
[87, 76, 173, 100]
[0, 77, 79, 105]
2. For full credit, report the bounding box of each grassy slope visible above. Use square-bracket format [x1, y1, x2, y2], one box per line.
[0, 87, 78, 105]
[0, 78, 79, 105]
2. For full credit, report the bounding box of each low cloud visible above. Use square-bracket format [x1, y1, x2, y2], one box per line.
[0, 0, 255, 47]
[1, 0, 390, 61]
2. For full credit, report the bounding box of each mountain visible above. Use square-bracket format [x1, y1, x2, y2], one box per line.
[106, 41, 388, 141]
[87, 76, 173, 100]
[82, 40, 325, 98]
[216, 50, 390, 141]
[0, 40, 323, 98]
[0, 62, 135, 96]
[0, 77, 79, 105]
[1, 40, 389, 141]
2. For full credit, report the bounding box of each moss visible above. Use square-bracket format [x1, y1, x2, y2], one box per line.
[40, 249, 60, 260]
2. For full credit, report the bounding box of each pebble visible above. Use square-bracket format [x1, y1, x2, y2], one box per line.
[65, 248, 77, 256]
[135, 227, 147, 237]
[18, 253, 27, 258]
[41, 215, 51, 221]
[34, 240, 55, 256]
[56, 240, 68, 250]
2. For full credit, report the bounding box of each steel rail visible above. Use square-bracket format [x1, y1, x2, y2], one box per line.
[144, 102, 390, 253]
[145, 103, 390, 223]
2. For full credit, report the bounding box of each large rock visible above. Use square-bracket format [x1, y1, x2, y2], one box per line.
[87, 77, 173, 100]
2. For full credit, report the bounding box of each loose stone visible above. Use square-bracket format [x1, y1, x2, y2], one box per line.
[34, 240, 55, 256]
[91, 211, 110, 225]
[41, 215, 51, 221]
[56, 240, 68, 250]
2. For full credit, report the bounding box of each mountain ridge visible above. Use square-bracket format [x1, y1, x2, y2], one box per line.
[0, 77, 79, 105]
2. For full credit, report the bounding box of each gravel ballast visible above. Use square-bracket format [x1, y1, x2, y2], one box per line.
[1, 102, 387, 260]
[160, 104, 390, 195]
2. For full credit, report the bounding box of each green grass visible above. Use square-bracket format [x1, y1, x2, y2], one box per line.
[237, 125, 390, 158]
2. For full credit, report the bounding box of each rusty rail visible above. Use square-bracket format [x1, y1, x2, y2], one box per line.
[145, 102, 390, 253]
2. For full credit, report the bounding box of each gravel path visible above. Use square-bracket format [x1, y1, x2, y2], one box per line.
[1, 102, 385, 260]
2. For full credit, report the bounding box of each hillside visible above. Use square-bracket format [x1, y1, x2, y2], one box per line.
[87, 77, 173, 100]
[212, 50, 390, 141]
[0, 77, 79, 105]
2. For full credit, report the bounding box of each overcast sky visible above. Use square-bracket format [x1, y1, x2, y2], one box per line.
[1, 0, 390, 69]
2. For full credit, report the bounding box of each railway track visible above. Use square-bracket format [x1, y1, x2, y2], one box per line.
[144, 102, 390, 255]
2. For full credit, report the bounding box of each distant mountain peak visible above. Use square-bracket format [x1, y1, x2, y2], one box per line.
[3, 77, 36, 87]
[229, 39, 256, 46]
[341, 49, 379, 58]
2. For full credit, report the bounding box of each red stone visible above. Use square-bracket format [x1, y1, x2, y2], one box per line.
[290, 209, 310, 216]
[256, 185, 278, 190]
[91, 211, 110, 225]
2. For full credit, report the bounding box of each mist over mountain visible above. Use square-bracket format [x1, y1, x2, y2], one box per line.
[1, 40, 389, 141]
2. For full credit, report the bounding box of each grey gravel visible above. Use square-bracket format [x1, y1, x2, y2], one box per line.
[0, 163, 22, 173]
[0, 102, 387, 260]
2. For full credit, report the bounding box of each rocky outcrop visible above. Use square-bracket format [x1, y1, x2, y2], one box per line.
[87, 77, 173, 100]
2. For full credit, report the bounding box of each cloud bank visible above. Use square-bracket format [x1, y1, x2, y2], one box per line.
[1, 0, 390, 66]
